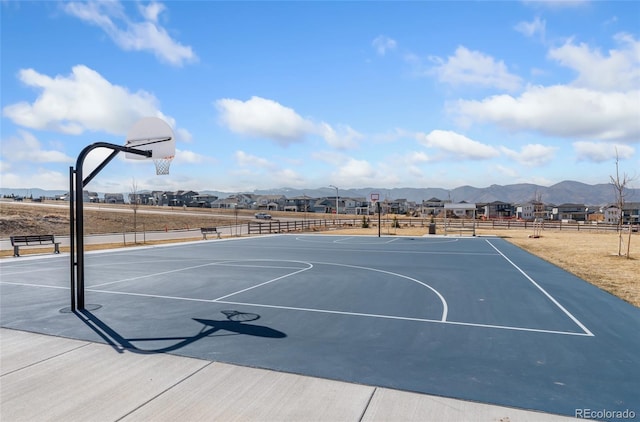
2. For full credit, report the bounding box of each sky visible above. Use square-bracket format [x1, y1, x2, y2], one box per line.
[1, 1, 639, 194]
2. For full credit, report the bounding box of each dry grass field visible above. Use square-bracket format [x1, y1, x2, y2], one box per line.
[1, 201, 638, 307]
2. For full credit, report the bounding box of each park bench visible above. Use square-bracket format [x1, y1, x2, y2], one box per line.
[10, 234, 61, 257]
[201, 227, 221, 240]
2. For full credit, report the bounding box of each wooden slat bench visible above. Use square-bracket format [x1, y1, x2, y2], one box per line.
[10, 234, 61, 257]
[201, 227, 221, 240]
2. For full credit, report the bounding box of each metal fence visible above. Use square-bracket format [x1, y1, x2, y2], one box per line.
[247, 219, 364, 235]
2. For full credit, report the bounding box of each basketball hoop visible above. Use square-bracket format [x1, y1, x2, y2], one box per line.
[125, 117, 176, 175]
[153, 155, 174, 175]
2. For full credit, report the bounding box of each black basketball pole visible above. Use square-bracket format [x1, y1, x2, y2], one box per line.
[69, 166, 75, 311]
[70, 142, 150, 311]
[378, 202, 381, 237]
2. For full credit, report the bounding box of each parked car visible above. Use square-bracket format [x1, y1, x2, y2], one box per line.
[255, 212, 272, 220]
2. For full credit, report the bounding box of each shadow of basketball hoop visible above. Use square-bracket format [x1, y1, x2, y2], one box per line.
[74, 309, 286, 354]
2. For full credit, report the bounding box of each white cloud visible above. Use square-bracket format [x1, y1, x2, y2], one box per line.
[372, 35, 397, 56]
[216, 96, 362, 149]
[235, 150, 274, 169]
[522, 0, 589, 9]
[63, 1, 196, 66]
[453, 85, 640, 143]
[3, 130, 73, 163]
[417, 130, 500, 160]
[548, 33, 640, 91]
[139, 2, 165, 23]
[273, 168, 306, 187]
[175, 149, 207, 164]
[573, 141, 635, 163]
[318, 123, 363, 149]
[216, 97, 314, 146]
[332, 159, 400, 187]
[429, 46, 522, 91]
[311, 150, 348, 164]
[2, 65, 180, 137]
[514, 16, 546, 40]
[501, 143, 558, 166]
[493, 164, 519, 179]
[405, 151, 431, 164]
[0, 169, 69, 190]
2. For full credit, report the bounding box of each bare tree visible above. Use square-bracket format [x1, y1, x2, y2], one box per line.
[130, 178, 140, 244]
[610, 150, 634, 258]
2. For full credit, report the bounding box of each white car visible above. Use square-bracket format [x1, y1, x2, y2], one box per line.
[255, 212, 272, 219]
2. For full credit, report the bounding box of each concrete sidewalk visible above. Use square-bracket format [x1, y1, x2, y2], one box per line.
[1, 328, 575, 421]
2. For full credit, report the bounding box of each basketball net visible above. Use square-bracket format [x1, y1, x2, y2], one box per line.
[153, 156, 174, 175]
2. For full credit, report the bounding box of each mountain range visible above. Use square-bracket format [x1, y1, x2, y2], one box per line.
[1, 181, 638, 206]
[248, 181, 638, 206]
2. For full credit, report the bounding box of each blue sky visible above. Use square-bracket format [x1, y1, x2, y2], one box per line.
[1, 1, 638, 194]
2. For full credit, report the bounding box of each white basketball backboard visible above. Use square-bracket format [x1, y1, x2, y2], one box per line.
[125, 117, 175, 160]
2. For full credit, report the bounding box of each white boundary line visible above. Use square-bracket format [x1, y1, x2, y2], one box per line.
[485, 239, 594, 337]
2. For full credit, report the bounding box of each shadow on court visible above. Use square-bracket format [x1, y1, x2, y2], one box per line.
[74, 309, 287, 355]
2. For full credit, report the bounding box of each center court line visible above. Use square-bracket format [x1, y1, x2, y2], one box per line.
[485, 239, 594, 337]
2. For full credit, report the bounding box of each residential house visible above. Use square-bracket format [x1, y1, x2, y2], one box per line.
[420, 197, 448, 217]
[212, 196, 239, 209]
[607, 202, 640, 225]
[104, 193, 125, 204]
[623, 202, 640, 225]
[284, 196, 313, 212]
[312, 198, 334, 213]
[256, 195, 285, 211]
[517, 200, 546, 221]
[190, 194, 218, 208]
[342, 197, 369, 215]
[483, 201, 515, 219]
[128, 192, 155, 205]
[553, 203, 588, 222]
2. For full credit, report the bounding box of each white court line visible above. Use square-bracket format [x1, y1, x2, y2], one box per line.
[333, 236, 399, 244]
[2, 280, 590, 336]
[485, 239, 594, 337]
[0, 281, 69, 290]
[214, 300, 593, 336]
[91, 260, 309, 288]
[211, 262, 313, 302]
[294, 236, 459, 245]
[311, 261, 448, 322]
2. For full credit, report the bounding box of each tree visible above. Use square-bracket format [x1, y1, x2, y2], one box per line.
[610, 150, 635, 258]
[130, 178, 141, 244]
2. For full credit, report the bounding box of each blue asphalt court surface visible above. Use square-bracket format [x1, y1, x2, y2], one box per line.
[1, 234, 639, 419]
